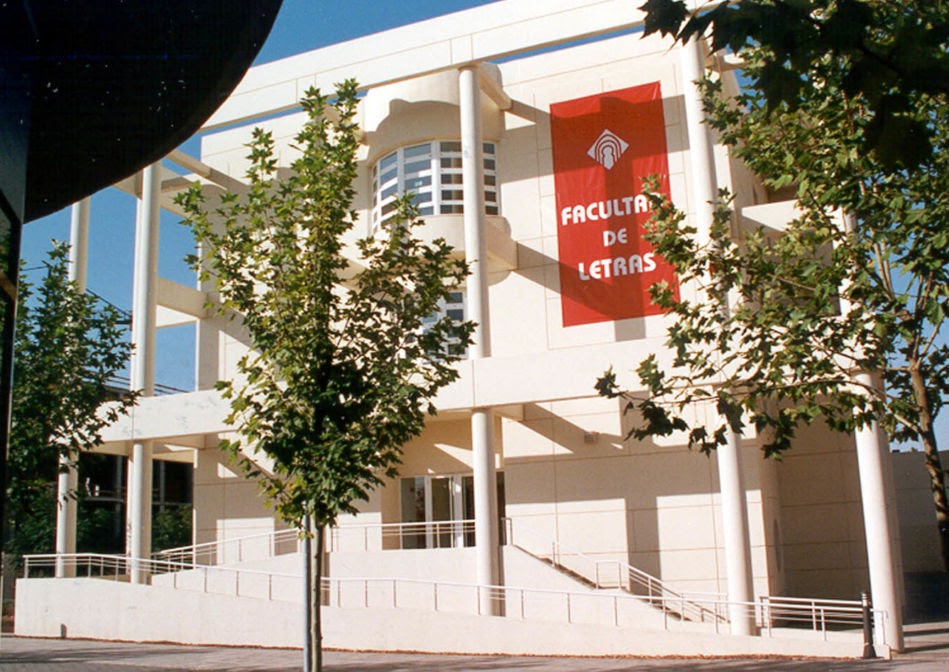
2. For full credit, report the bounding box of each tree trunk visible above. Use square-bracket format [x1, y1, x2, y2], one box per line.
[315, 524, 324, 672]
[303, 515, 314, 672]
[908, 364, 949, 571]
[302, 515, 322, 672]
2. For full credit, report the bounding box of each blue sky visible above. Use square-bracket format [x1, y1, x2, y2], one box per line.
[20, 1, 497, 392]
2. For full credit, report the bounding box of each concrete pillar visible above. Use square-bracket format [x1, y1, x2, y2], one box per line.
[838, 215, 904, 651]
[54, 197, 90, 577]
[853, 402, 904, 650]
[126, 164, 160, 583]
[459, 65, 500, 615]
[680, 38, 755, 635]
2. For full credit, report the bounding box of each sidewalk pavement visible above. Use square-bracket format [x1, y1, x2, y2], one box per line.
[0, 621, 947, 671]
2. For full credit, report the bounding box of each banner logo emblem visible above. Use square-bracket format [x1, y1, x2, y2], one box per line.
[587, 129, 629, 170]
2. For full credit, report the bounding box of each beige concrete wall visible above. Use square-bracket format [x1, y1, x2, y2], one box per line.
[774, 424, 868, 599]
[192, 439, 279, 552]
[893, 449, 946, 573]
[15, 577, 870, 658]
[502, 396, 777, 596]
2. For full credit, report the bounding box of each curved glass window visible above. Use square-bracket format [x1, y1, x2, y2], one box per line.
[371, 141, 498, 228]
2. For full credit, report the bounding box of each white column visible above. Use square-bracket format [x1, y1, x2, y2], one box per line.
[853, 397, 904, 650]
[680, 38, 755, 635]
[838, 215, 904, 651]
[54, 197, 91, 577]
[459, 65, 500, 615]
[127, 164, 160, 583]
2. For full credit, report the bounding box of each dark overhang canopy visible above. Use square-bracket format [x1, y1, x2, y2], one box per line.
[7, 1, 282, 221]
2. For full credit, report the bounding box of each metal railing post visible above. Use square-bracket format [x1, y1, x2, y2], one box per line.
[862, 592, 877, 659]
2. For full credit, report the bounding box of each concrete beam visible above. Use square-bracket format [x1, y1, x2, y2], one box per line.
[203, 0, 720, 130]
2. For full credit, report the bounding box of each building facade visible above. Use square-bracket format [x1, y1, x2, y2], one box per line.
[20, 0, 936, 657]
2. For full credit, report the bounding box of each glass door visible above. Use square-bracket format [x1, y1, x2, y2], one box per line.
[399, 473, 504, 549]
[399, 474, 466, 549]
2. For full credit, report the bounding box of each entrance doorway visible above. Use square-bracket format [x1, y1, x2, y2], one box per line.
[399, 473, 504, 549]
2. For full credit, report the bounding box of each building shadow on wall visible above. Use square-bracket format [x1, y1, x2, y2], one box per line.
[503, 401, 723, 591]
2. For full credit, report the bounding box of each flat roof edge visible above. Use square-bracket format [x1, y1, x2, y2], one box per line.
[202, 0, 718, 131]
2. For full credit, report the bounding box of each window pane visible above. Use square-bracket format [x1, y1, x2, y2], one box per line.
[484, 174, 496, 186]
[380, 153, 397, 170]
[483, 142, 495, 154]
[447, 291, 463, 304]
[440, 141, 461, 152]
[483, 158, 495, 170]
[404, 160, 431, 175]
[404, 143, 430, 158]
[405, 175, 431, 190]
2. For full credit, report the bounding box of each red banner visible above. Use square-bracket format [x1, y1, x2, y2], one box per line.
[550, 82, 679, 327]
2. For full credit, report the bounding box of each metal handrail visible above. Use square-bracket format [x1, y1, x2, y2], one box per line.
[153, 528, 301, 566]
[505, 522, 724, 624]
[22, 552, 882, 645]
[151, 518, 480, 566]
[328, 519, 477, 552]
[151, 518, 720, 624]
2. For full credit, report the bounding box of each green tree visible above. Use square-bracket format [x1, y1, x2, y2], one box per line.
[640, 0, 949, 167]
[4, 244, 136, 560]
[599, 3, 949, 569]
[178, 81, 471, 671]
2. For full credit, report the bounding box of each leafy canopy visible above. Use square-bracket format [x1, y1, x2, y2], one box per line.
[640, 0, 949, 167]
[601, 27, 948, 455]
[178, 81, 472, 529]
